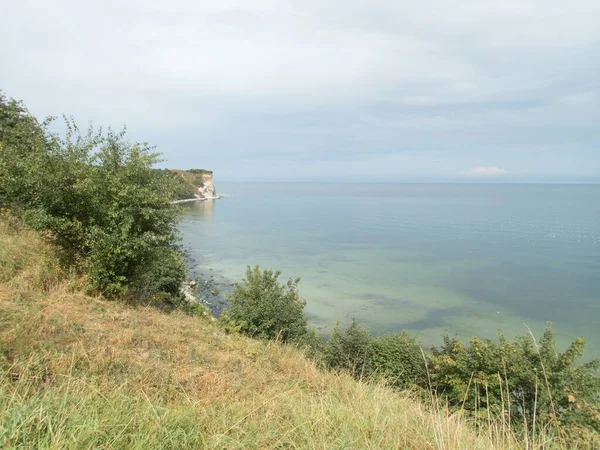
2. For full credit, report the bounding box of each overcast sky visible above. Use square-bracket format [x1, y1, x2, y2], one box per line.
[1, 0, 599, 181]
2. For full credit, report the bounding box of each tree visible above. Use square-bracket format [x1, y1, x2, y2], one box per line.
[0, 93, 187, 302]
[222, 266, 308, 343]
[0, 93, 51, 207]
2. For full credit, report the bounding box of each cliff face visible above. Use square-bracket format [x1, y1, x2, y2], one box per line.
[196, 172, 217, 199]
[171, 169, 217, 200]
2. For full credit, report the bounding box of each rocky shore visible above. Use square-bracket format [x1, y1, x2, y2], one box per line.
[181, 264, 235, 317]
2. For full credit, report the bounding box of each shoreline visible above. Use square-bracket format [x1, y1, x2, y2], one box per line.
[181, 257, 234, 317]
[177, 192, 229, 314]
[182, 274, 233, 317]
[172, 195, 221, 204]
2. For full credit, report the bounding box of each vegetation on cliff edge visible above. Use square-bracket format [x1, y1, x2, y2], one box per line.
[169, 168, 215, 200]
[0, 92, 187, 304]
[218, 266, 599, 444]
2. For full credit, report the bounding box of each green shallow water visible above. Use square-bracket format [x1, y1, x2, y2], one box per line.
[179, 183, 600, 356]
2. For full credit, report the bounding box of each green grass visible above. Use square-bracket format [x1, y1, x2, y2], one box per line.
[0, 217, 572, 449]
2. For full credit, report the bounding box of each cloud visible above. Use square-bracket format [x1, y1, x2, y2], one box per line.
[460, 166, 511, 177]
[0, 0, 599, 180]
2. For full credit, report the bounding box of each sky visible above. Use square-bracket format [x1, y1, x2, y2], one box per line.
[1, 0, 599, 182]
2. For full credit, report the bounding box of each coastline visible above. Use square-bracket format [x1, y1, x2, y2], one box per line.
[182, 266, 233, 317]
[172, 195, 221, 204]
[175, 193, 231, 314]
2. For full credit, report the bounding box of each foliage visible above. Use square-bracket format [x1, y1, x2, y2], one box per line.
[0, 94, 52, 207]
[223, 265, 308, 343]
[0, 92, 187, 302]
[323, 320, 373, 379]
[370, 331, 428, 389]
[293, 327, 325, 360]
[187, 168, 213, 175]
[157, 169, 198, 200]
[429, 324, 600, 434]
[323, 322, 427, 388]
[129, 245, 187, 305]
[320, 319, 599, 437]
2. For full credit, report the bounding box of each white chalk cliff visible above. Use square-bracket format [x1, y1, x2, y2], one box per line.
[195, 172, 217, 199]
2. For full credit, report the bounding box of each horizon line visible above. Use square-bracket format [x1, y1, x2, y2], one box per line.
[214, 179, 600, 185]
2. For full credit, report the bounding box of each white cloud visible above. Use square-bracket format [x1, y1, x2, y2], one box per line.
[0, 0, 598, 179]
[2, 0, 599, 121]
[460, 166, 512, 176]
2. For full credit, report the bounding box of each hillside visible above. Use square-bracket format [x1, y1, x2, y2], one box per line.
[0, 218, 521, 449]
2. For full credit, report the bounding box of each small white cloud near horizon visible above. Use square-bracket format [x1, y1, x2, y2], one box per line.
[459, 166, 512, 177]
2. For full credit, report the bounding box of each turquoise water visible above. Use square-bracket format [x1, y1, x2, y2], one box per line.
[179, 183, 600, 356]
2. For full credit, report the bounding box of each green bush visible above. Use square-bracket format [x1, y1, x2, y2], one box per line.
[293, 327, 325, 360]
[0, 93, 187, 303]
[129, 245, 187, 304]
[429, 323, 600, 433]
[370, 332, 427, 389]
[0, 94, 52, 208]
[321, 319, 599, 437]
[323, 320, 373, 379]
[323, 323, 426, 388]
[222, 265, 308, 343]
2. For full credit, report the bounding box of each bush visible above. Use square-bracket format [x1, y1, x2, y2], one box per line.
[323, 320, 373, 379]
[370, 332, 428, 389]
[222, 265, 308, 343]
[0, 94, 51, 208]
[129, 245, 187, 304]
[0, 93, 187, 303]
[429, 323, 600, 433]
[323, 323, 426, 388]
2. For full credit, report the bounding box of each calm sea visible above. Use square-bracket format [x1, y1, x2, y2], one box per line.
[179, 183, 600, 356]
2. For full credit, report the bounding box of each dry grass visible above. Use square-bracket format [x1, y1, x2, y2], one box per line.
[0, 218, 557, 449]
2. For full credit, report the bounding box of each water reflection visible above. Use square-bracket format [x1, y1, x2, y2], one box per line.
[188, 199, 215, 220]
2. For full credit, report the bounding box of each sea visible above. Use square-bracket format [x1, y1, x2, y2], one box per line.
[178, 183, 600, 357]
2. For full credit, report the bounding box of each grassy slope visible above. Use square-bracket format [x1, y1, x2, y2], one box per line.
[0, 219, 544, 449]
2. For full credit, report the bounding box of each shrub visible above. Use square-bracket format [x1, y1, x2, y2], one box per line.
[429, 323, 600, 434]
[223, 265, 308, 343]
[323, 323, 426, 387]
[129, 245, 187, 304]
[0, 93, 187, 303]
[323, 320, 373, 379]
[0, 94, 51, 208]
[293, 327, 325, 360]
[370, 332, 428, 389]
